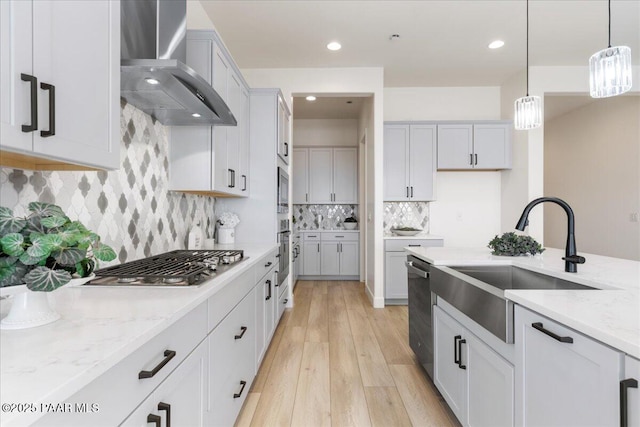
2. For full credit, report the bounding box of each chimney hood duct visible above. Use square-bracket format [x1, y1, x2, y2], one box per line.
[120, 0, 236, 126]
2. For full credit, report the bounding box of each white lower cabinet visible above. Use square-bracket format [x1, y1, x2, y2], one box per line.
[384, 239, 444, 301]
[514, 305, 622, 427]
[122, 340, 208, 427]
[434, 305, 514, 427]
[623, 356, 640, 427]
[302, 240, 321, 275]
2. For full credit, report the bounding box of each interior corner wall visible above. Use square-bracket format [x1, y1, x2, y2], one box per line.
[292, 119, 358, 147]
[544, 96, 640, 261]
[384, 87, 503, 247]
[186, 1, 217, 30]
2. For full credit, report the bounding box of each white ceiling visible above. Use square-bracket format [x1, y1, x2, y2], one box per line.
[199, 0, 640, 87]
[292, 96, 365, 119]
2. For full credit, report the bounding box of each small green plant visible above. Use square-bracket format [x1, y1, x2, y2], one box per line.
[488, 232, 545, 256]
[0, 202, 117, 292]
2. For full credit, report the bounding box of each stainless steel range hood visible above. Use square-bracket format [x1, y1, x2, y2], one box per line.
[120, 0, 236, 126]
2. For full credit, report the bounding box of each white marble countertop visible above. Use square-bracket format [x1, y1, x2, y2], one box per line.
[0, 243, 277, 425]
[383, 233, 444, 240]
[297, 229, 360, 233]
[405, 246, 640, 358]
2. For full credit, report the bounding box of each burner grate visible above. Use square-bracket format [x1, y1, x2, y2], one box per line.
[93, 250, 244, 285]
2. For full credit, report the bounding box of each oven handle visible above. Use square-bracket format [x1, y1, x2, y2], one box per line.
[405, 261, 429, 279]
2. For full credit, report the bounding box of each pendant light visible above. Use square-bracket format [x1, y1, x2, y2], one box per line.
[589, 0, 632, 98]
[514, 0, 542, 130]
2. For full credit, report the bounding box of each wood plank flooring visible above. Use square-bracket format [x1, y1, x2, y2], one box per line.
[238, 280, 460, 427]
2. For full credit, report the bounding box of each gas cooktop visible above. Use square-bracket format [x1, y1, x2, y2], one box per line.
[86, 249, 246, 287]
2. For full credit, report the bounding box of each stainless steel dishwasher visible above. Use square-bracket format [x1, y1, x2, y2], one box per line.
[406, 255, 435, 379]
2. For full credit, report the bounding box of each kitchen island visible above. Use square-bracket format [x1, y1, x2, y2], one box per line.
[0, 243, 278, 426]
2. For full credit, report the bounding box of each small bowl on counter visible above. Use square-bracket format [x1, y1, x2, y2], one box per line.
[390, 227, 423, 236]
[343, 223, 358, 230]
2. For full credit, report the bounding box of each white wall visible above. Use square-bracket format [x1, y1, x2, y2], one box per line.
[186, 0, 216, 30]
[384, 87, 503, 246]
[292, 119, 358, 146]
[242, 67, 385, 307]
[544, 96, 640, 260]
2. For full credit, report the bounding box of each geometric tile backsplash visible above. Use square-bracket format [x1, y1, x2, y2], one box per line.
[292, 204, 359, 230]
[383, 201, 430, 232]
[0, 101, 215, 266]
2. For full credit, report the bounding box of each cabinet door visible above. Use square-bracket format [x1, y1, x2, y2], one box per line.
[384, 251, 409, 299]
[624, 356, 640, 427]
[31, 0, 119, 169]
[122, 340, 208, 427]
[302, 241, 321, 275]
[283, 106, 291, 164]
[264, 273, 276, 342]
[320, 242, 340, 275]
[473, 124, 511, 169]
[515, 306, 621, 427]
[0, 0, 33, 151]
[437, 124, 473, 170]
[434, 306, 467, 425]
[309, 148, 333, 203]
[225, 72, 242, 194]
[409, 125, 436, 201]
[466, 333, 514, 427]
[339, 241, 359, 276]
[384, 125, 410, 201]
[333, 148, 358, 204]
[292, 148, 309, 203]
[255, 276, 267, 366]
[296, 244, 304, 277]
[239, 86, 250, 194]
[277, 97, 289, 164]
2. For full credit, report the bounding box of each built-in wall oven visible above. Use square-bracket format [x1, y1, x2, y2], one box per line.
[277, 219, 290, 287]
[277, 167, 289, 214]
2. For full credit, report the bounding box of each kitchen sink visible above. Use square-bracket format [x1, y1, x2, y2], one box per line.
[431, 265, 595, 343]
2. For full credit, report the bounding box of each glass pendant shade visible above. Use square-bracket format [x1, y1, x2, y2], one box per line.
[514, 95, 542, 130]
[589, 46, 633, 98]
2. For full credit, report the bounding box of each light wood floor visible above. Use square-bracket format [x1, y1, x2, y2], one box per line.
[236, 280, 460, 427]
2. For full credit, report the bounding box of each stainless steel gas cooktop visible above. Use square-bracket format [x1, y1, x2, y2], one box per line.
[86, 250, 246, 287]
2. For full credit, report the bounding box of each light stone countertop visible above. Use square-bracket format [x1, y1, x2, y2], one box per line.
[0, 243, 278, 425]
[383, 233, 444, 240]
[405, 246, 640, 358]
[297, 229, 360, 232]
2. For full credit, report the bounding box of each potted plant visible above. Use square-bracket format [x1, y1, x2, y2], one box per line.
[488, 232, 545, 256]
[0, 202, 116, 329]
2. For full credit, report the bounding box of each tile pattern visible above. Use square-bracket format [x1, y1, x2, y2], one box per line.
[0, 102, 215, 266]
[383, 202, 430, 232]
[293, 204, 358, 230]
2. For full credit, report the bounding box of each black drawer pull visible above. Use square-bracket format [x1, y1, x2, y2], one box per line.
[266, 279, 272, 300]
[233, 380, 247, 398]
[458, 339, 467, 369]
[532, 322, 573, 343]
[408, 244, 422, 247]
[242, 174, 247, 191]
[265, 261, 272, 267]
[138, 350, 176, 379]
[235, 326, 247, 340]
[21, 73, 38, 132]
[147, 414, 161, 427]
[40, 82, 55, 137]
[283, 298, 288, 305]
[158, 402, 171, 427]
[454, 335, 462, 365]
[620, 378, 638, 427]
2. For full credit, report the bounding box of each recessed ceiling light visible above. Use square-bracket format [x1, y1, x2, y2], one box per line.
[145, 78, 160, 85]
[306, 96, 317, 101]
[327, 41, 342, 51]
[192, 113, 201, 118]
[488, 40, 505, 49]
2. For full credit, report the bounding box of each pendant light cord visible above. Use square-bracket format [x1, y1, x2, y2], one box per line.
[526, 0, 530, 96]
[608, 0, 612, 48]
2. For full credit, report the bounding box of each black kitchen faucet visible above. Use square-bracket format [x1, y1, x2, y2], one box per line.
[515, 197, 586, 273]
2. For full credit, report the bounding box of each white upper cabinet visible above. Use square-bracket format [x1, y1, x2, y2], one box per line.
[169, 30, 249, 197]
[437, 122, 512, 170]
[301, 146, 358, 204]
[0, 0, 120, 170]
[384, 124, 436, 201]
[277, 97, 290, 164]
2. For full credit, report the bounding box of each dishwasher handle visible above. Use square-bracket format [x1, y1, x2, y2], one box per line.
[405, 261, 430, 279]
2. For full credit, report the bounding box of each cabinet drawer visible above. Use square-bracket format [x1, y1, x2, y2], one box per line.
[303, 232, 321, 241]
[277, 285, 289, 320]
[256, 248, 279, 283]
[209, 266, 255, 331]
[35, 303, 208, 427]
[385, 239, 443, 252]
[322, 232, 359, 241]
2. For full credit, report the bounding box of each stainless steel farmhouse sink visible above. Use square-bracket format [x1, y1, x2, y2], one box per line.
[430, 265, 596, 343]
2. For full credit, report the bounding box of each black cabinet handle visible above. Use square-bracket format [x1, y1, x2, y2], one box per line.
[158, 402, 171, 427]
[21, 73, 38, 133]
[317, 243, 320, 252]
[454, 335, 462, 365]
[620, 378, 638, 427]
[474, 153, 478, 165]
[40, 82, 55, 137]
[284, 142, 288, 157]
[406, 187, 409, 198]
[283, 298, 288, 305]
[408, 244, 422, 247]
[265, 261, 272, 267]
[138, 350, 176, 379]
[275, 253, 281, 258]
[242, 174, 247, 191]
[532, 322, 573, 343]
[233, 380, 247, 398]
[228, 169, 233, 188]
[235, 326, 247, 340]
[458, 339, 467, 369]
[147, 414, 161, 427]
[265, 280, 271, 300]
[410, 186, 414, 197]
[469, 153, 473, 165]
